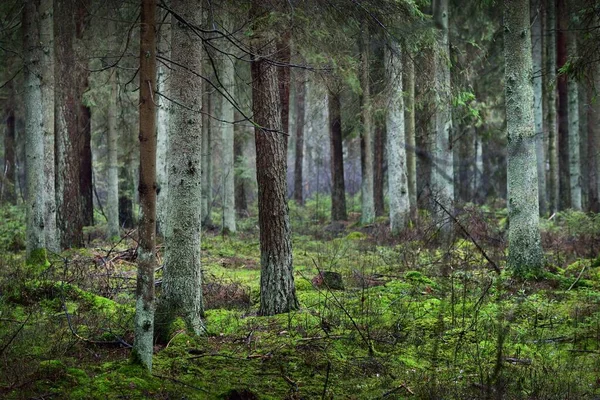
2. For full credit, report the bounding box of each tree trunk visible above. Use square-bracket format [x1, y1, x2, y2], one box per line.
[234, 110, 249, 217]
[556, 0, 569, 210]
[250, 0, 298, 316]
[106, 68, 120, 239]
[531, 0, 547, 215]
[79, 106, 93, 227]
[504, 0, 544, 275]
[374, 120, 385, 217]
[54, 0, 83, 249]
[385, 41, 410, 235]
[567, 20, 581, 210]
[589, 68, 600, 213]
[278, 30, 291, 144]
[329, 88, 347, 222]
[431, 0, 454, 239]
[23, 0, 47, 261]
[155, 0, 204, 343]
[2, 88, 16, 205]
[133, 0, 157, 372]
[359, 23, 375, 224]
[201, 82, 213, 227]
[403, 51, 417, 222]
[546, 0, 559, 213]
[293, 72, 306, 205]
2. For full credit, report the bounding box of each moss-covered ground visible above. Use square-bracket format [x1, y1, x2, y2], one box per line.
[1, 203, 600, 399]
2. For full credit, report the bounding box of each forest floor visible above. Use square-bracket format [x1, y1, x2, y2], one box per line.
[1, 202, 600, 399]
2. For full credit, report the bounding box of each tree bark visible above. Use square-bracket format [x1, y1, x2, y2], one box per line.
[133, 0, 157, 372]
[106, 68, 120, 239]
[531, 0, 547, 215]
[567, 17, 581, 210]
[556, 0, 569, 210]
[329, 88, 347, 221]
[293, 72, 306, 205]
[546, 0, 559, 213]
[54, 0, 83, 249]
[2, 87, 16, 205]
[385, 41, 410, 235]
[250, 0, 298, 315]
[155, 0, 205, 343]
[201, 81, 213, 227]
[504, 0, 544, 275]
[589, 68, 600, 213]
[403, 51, 417, 222]
[359, 23, 375, 224]
[374, 120, 385, 217]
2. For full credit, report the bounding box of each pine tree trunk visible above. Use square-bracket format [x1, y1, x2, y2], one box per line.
[531, 0, 547, 215]
[133, 0, 157, 372]
[403, 51, 417, 222]
[567, 22, 581, 210]
[293, 73, 306, 205]
[251, 0, 298, 316]
[155, 0, 204, 342]
[374, 121, 385, 217]
[359, 23, 375, 224]
[432, 0, 454, 239]
[589, 68, 600, 213]
[504, 0, 544, 275]
[107, 69, 120, 239]
[23, 0, 47, 261]
[201, 85, 213, 227]
[55, 0, 84, 249]
[2, 91, 16, 205]
[385, 41, 410, 235]
[329, 88, 347, 222]
[556, 0, 569, 210]
[546, 0, 559, 213]
[234, 110, 249, 217]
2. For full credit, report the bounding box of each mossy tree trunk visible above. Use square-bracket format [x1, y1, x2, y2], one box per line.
[133, 0, 157, 372]
[504, 0, 544, 275]
[250, 0, 299, 316]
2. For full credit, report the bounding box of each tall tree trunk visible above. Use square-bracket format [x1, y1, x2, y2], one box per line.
[293, 72, 306, 205]
[250, 0, 298, 316]
[546, 0, 559, 213]
[504, 0, 544, 275]
[374, 120, 385, 217]
[359, 23, 375, 224]
[54, 0, 83, 249]
[531, 0, 547, 215]
[156, 6, 171, 237]
[234, 110, 249, 217]
[432, 0, 454, 239]
[403, 51, 417, 222]
[385, 41, 410, 234]
[329, 88, 347, 221]
[556, 0, 569, 210]
[278, 30, 291, 145]
[133, 0, 157, 372]
[220, 14, 236, 234]
[589, 69, 600, 212]
[106, 69, 120, 239]
[2, 87, 16, 205]
[201, 83, 213, 227]
[567, 19, 581, 210]
[23, 0, 47, 262]
[155, 0, 204, 342]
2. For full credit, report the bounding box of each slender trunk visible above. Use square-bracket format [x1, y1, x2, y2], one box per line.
[155, 0, 204, 342]
[567, 22, 581, 210]
[359, 23, 374, 224]
[432, 0, 454, 239]
[589, 69, 600, 212]
[220, 14, 236, 233]
[156, 7, 171, 237]
[23, 0, 47, 261]
[54, 0, 83, 249]
[579, 80, 589, 209]
[374, 120, 385, 217]
[329, 89, 347, 221]
[201, 84, 213, 227]
[546, 0, 559, 213]
[385, 41, 410, 234]
[234, 109, 248, 216]
[403, 51, 417, 222]
[250, 0, 298, 316]
[2, 90, 16, 205]
[278, 30, 291, 145]
[504, 0, 544, 275]
[556, 0, 569, 210]
[416, 49, 435, 210]
[79, 106, 93, 226]
[293, 72, 306, 205]
[107, 69, 120, 239]
[531, 0, 547, 215]
[133, 0, 157, 372]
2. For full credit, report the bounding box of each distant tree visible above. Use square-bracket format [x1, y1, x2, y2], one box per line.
[106, 18, 120, 240]
[359, 22, 375, 225]
[567, 7, 582, 211]
[293, 72, 306, 205]
[545, 0, 558, 213]
[2, 81, 15, 205]
[403, 51, 417, 223]
[250, 0, 299, 315]
[504, 0, 544, 275]
[329, 86, 347, 222]
[133, 0, 157, 371]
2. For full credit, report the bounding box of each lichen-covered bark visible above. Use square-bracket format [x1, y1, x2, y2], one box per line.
[531, 0, 547, 215]
[403, 51, 417, 222]
[385, 41, 410, 235]
[23, 0, 46, 259]
[504, 0, 544, 275]
[546, 0, 558, 213]
[431, 0, 454, 240]
[359, 23, 375, 224]
[251, 0, 298, 316]
[155, 0, 205, 342]
[567, 28, 581, 211]
[293, 73, 306, 205]
[329, 89, 347, 221]
[133, 0, 157, 372]
[107, 69, 120, 239]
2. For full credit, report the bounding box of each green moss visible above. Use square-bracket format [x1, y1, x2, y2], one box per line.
[26, 247, 50, 272]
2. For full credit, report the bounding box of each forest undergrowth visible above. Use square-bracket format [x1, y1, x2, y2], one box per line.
[1, 201, 600, 399]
